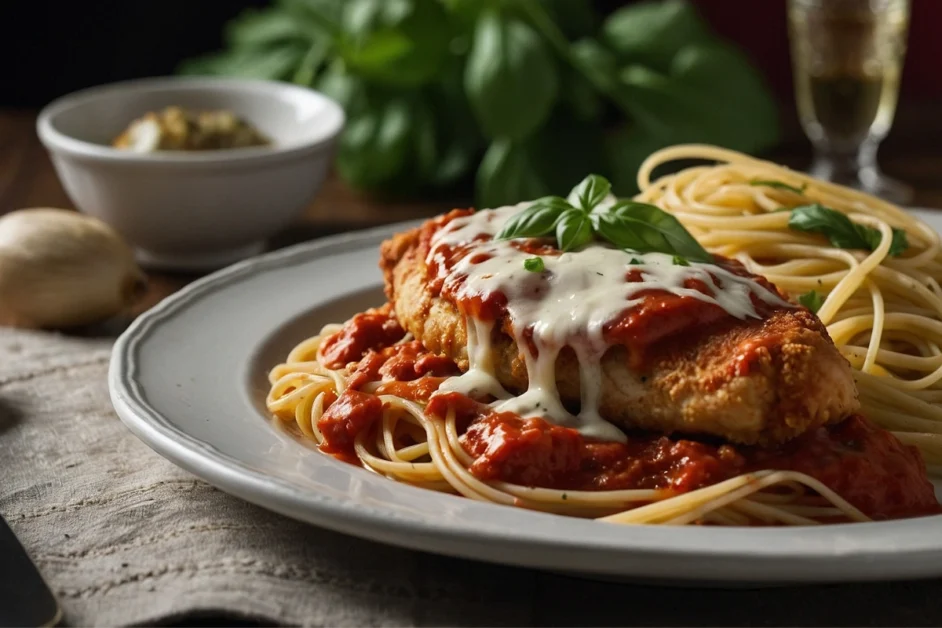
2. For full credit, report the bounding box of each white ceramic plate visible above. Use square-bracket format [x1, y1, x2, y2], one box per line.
[110, 209, 942, 584]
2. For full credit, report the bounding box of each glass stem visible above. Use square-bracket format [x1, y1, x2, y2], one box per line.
[809, 140, 879, 185]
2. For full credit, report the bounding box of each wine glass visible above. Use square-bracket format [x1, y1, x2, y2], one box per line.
[788, 0, 912, 204]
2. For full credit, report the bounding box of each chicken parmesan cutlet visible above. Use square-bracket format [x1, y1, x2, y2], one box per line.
[381, 206, 859, 446]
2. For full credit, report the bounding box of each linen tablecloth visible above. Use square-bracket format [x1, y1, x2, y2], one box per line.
[2, 327, 942, 627]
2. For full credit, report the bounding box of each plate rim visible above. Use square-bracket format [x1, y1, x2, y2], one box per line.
[109, 215, 942, 583]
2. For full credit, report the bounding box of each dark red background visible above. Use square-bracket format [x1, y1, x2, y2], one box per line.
[689, 0, 940, 100]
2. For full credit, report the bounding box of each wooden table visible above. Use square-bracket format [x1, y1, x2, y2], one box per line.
[3, 105, 942, 315]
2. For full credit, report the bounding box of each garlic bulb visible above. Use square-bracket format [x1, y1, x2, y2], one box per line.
[0, 208, 146, 329]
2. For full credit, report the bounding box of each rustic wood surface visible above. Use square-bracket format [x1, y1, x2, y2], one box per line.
[2, 104, 942, 315]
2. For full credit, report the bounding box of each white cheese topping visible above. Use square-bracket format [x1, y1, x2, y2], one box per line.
[428, 202, 791, 442]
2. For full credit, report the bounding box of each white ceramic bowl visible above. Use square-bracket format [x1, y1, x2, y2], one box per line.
[37, 77, 345, 270]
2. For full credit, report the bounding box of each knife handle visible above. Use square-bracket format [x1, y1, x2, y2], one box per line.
[0, 515, 61, 627]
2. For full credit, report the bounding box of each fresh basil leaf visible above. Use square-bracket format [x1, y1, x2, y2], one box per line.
[531, 195, 575, 212]
[853, 221, 910, 257]
[669, 43, 780, 151]
[477, 140, 551, 209]
[797, 290, 824, 313]
[556, 209, 593, 251]
[338, 96, 414, 189]
[569, 38, 637, 117]
[788, 204, 862, 248]
[618, 42, 780, 154]
[465, 11, 559, 140]
[279, 0, 343, 33]
[672, 255, 689, 266]
[315, 60, 368, 114]
[340, 0, 451, 87]
[292, 39, 331, 85]
[524, 256, 545, 272]
[569, 39, 618, 87]
[596, 201, 712, 262]
[602, 0, 709, 71]
[749, 179, 806, 195]
[889, 229, 910, 257]
[570, 174, 612, 212]
[788, 204, 909, 257]
[496, 199, 568, 241]
[177, 46, 307, 81]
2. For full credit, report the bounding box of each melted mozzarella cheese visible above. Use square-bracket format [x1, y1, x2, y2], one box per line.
[428, 203, 791, 442]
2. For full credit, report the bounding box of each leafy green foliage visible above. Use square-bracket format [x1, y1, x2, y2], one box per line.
[750, 179, 807, 195]
[338, 96, 415, 189]
[797, 290, 824, 313]
[339, 0, 451, 87]
[618, 43, 779, 153]
[602, 0, 709, 71]
[789, 204, 909, 257]
[464, 11, 558, 140]
[179, 46, 309, 81]
[180, 0, 782, 204]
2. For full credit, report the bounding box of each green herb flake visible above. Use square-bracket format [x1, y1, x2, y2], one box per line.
[797, 290, 825, 313]
[788, 204, 909, 257]
[672, 255, 690, 266]
[749, 179, 807, 195]
[524, 256, 545, 273]
[628, 257, 643, 265]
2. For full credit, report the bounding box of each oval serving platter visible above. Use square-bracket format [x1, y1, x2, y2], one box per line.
[110, 210, 942, 584]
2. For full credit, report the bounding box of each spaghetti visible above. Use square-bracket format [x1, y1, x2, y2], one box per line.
[637, 145, 942, 466]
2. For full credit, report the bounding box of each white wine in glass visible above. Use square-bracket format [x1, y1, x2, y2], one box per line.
[788, 0, 912, 203]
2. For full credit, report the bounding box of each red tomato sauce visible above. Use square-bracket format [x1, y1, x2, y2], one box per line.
[425, 392, 940, 520]
[315, 313, 458, 457]
[319, 305, 406, 369]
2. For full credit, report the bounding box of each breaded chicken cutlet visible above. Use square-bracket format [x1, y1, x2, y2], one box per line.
[380, 209, 860, 446]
